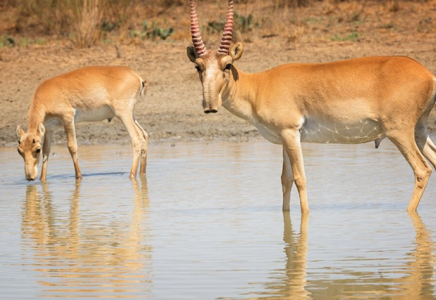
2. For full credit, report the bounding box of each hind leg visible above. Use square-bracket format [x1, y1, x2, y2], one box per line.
[63, 119, 82, 180]
[415, 122, 436, 170]
[135, 120, 148, 176]
[387, 128, 432, 211]
[118, 113, 142, 178]
[423, 137, 436, 170]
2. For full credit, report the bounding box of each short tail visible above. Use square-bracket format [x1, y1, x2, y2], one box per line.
[433, 77, 436, 109]
[139, 78, 148, 97]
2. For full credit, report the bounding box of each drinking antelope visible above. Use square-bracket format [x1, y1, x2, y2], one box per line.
[17, 66, 149, 181]
[187, 0, 436, 213]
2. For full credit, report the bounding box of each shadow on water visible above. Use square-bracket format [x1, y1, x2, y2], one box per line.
[21, 176, 153, 298]
[45, 171, 128, 181]
[81, 171, 127, 177]
[247, 212, 435, 299]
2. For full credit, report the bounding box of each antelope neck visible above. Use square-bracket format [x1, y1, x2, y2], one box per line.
[222, 66, 257, 123]
[26, 104, 46, 133]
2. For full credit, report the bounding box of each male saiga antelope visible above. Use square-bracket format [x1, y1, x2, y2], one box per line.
[17, 66, 149, 181]
[187, 0, 436, 213]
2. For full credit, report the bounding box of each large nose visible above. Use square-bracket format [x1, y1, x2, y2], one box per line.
[204, 108, 218, 114]
[25, 164, 37, 181]
[26, 175, 36, 181]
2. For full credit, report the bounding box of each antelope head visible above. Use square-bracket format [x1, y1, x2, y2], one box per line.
[187, 0, 244, 114]
[16, 123, 45, 181]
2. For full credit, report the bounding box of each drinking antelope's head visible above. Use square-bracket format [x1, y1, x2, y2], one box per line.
[16, 124, 45, 181]
[187, 0, 244, 114]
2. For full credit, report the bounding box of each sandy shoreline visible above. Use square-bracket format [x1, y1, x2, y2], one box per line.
[1, 39, 436, 148]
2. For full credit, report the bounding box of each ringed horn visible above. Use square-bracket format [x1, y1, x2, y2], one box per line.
[190, 0, 234, 56]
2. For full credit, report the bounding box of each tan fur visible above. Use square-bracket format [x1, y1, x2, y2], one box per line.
[188, 43, 436, 213]
[17, 66, 149, 181]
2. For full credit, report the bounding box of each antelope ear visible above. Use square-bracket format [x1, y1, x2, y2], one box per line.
[230, 42, 244, 61]
[38, 123, 45, 137]
[187, 46, 197, 63]
[16, 125, 25, 139]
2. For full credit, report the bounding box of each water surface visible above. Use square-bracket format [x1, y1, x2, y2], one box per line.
[1, 139, 435, 299]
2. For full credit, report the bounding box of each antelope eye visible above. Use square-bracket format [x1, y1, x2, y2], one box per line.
[224, 64, 232, 71]
[36, 148, 41, 154]
[195, 65, 201, 72]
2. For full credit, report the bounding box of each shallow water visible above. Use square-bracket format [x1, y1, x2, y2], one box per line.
[1, 139, 436, 299]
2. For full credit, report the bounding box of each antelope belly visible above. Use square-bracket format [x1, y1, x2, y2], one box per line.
[74, 106, 115, 123]
[300, 117, 385, 144]
[255, 121, 282, 144]
[44, 118, 63, 131]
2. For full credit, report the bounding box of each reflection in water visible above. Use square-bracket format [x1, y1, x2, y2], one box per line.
[247, 213, 311, 300]
[21, 178, 152, 298]
[401, 212, 436, 298]
[308, 212, 436, 299]
[1, 142, 435, 299]
[281, 213, 311, 300]
[249, 212, 435, 300]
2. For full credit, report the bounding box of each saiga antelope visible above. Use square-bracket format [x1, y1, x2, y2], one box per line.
[187, 0, 436, 213]
[17, 66, 149, 181]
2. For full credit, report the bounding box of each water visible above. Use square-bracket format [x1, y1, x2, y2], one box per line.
[1, 139, 436, 299]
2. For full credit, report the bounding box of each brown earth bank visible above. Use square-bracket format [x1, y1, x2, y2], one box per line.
[1, 1, 436, 147]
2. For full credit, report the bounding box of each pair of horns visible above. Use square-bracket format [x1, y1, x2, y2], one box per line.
[190, 0, 234, 57]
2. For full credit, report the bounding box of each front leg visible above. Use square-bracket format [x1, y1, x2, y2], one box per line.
[40, 130, 53, 182]
[281, 129, 309, 214]
[281, 146, 293, 211]
[63, 119, 82, 180]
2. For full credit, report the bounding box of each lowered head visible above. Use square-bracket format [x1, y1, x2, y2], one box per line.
[16, 123, 45, 181]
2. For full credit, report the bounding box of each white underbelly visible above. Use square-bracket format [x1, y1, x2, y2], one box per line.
[300, 117, 386, 144]
[255, 122, 282, 144]
[43, 118, 63, 131]
[42, 106, 114, 131]
[74, 106, 114, 123]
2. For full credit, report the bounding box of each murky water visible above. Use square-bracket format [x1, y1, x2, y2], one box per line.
[1, 138, 436, 299]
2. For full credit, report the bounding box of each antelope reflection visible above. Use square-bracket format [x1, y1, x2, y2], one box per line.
[248, 212, 311, 299]
[252, 212, 435, 299]
[21, 178, 152, 298]
[399, 212, 436, 298]
[281, 212, 311, 299]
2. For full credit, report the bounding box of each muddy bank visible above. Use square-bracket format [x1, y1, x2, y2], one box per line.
[1, 38, 436, 147]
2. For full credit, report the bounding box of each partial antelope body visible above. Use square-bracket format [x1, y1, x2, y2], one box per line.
[187, 0, 436, 212]
[17, 66, 149, 181]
